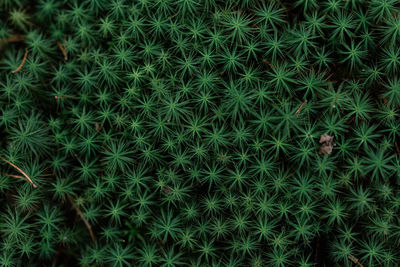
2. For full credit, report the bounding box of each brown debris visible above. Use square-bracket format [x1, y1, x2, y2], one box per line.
[295, 100, 308, 115]
[6, 174, 28, 182]
[262, 59, 275, 69]
[57, 40, 68, 61]
[12, 48, 28, 73]
[0, 35, 25, 49]
[0, 156, 37, 188]
[6, 35, 26, 43]
[395, 142, 400, 157]
[318, 134, 335, 155]
[67, 195, 96, 243]
[164, 187, 172, 194]
[95, 123, 102, 132]
[348, 255, 363, 267]
[319, 134, 334, 144]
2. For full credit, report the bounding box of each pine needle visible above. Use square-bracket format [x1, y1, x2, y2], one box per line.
[0, 156, 37, 188]
[6, 174, 28, 182]
[12, 48, 28, 73]
[348, 255, 363, 267]
[57, 40, 68, 61]
[295, 100, 308, 115]
[67, 195, 96, 243]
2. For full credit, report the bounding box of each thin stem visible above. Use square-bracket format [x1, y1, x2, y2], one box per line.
[6, 35, 26, 43]
[262, 59, 275, 69]
[67, 195, 96, 243]
[6, 174, 28, 182]
[12, 48, 28, 73]
[395, 142, 400, 157]
[57, 41, 68, 61]
[295, 100, 308, 115]
[348, 255, 363, 267]
[0, 156, 37, 188]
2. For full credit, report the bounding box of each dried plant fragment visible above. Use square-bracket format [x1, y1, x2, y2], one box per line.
[0, 35, 25, 50]
[6, 34, 26, 43]
[395, 142, 400, 156]
[57, 40, 68, 61]
[262, 59, 274, 68]
[295, 100, 308, 115]
[319, 134, 335, 155]
[68, 195, 96, 243]
[12, 47, 28, 73]
[95, 122, 102, 132]
[0, 156, 37, 188]
[348, 255, 363, 267]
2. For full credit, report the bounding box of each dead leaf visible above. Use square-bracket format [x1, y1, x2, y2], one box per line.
[319, 134, 335, 155]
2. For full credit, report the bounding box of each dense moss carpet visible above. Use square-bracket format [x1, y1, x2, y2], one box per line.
[0, 0, 400, 266]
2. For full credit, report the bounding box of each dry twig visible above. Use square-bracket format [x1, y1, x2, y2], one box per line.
[0, 156, 37, 188]
[348, 255, 363, 267]
[6, 35, 26, 43]
[395, 142, 400, 157]
[6, 174, 28, 182]
[67, 195, 96, 243]
[262, 59, 275, 69]
[12, 48, 28, 73]
[295, 100, 308, 115]
[57, 40, 68, 61]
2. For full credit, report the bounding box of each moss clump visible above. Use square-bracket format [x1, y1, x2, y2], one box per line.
[0, 0, 399, 266]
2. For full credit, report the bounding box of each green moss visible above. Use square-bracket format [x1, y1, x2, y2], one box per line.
[0, 0, 399, 266]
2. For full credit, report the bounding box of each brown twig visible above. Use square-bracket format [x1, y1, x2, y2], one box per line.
[57, 40, 68, 61]
[6, 35, 26, 43]
[0, 156, 37, 188]
[395, 142, 400, 157]
[262, 59, 275, 69]
[295, 100, 308, 115]
[12, 48, 28, 73]
[6, 174, 28, 182]
[348, 255, 363, 267]
[67, 195, 96, 243]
